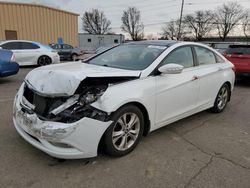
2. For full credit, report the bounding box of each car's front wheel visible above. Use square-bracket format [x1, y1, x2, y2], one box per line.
[211, 84, 230, 113]
[103, 105, 144, 157]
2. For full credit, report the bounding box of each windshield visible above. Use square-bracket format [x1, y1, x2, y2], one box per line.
[87, 44, 167, 70]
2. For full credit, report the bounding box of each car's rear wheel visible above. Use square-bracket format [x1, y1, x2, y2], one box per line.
[211, 84, 230, 113]
[103, 105, 144, 157]
[37, 56, 52, 66]
[71, 53, 78, 61]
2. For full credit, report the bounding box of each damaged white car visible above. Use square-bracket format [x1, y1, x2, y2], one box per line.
[13, 41, 235, 159]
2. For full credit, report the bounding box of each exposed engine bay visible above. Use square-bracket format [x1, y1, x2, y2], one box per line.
[22, 76, 137, 123]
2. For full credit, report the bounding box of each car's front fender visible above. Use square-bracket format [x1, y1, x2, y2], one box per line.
[91, 76, 156, 129]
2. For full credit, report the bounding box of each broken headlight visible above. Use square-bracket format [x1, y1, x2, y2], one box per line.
[79, 92, 100, 106]
[48, 86, 109, 123]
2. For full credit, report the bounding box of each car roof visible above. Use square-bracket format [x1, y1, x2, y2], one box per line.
[127, 40, 178, 47]
[1, 40, 34, 43]
[0, 40, 42, 45]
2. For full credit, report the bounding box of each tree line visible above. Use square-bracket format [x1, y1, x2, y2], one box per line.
[82, 1, 250, 41]
[82, 7, 144, 40]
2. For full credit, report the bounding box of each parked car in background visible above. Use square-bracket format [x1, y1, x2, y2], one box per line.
[49, 43, 83, 61]
[13, 41, 235, 159]
[78, 45, 116, 61]
[0, 49, 19, 77]
[204, 42, 234, 54]
[0, 40, 60, 66]
[224, 45, 250, 76]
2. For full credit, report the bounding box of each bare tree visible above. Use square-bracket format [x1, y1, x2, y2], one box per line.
[82, 9, 111, 34]
[242, 12, 250, 38]
[184, 10, 213, 41]
[161, 19, 187, 40]
[213, 1, 246, 41]
[121, 7, 144, 41]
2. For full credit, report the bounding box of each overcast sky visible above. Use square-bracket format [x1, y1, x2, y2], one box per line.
[2, 0, 250, 38]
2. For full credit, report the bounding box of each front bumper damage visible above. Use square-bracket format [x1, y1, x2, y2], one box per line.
[13, 83, 112, 159]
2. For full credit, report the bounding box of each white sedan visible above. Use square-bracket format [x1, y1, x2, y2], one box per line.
[0, 40, 60, 66]
[13, 41, 235, 159]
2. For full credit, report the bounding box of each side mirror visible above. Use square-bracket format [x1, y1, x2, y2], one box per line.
[158, 63, 184, 74]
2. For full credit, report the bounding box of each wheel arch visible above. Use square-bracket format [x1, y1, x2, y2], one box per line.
[97, 101, 151, 153]
[118, 102, 151, 136]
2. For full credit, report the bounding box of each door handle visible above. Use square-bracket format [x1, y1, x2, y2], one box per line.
[191, 75, 199, 81]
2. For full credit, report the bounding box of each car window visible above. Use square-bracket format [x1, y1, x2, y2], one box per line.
[195, 46, 216, 65]
[226, 45, 250, 55]
[63, 44, 73, 49]
[215, 53, 225, 63]
[51, 44, 61, 49]
[87, 44, 166, 70]
[161, 46, 194, 68]
[21, 42, 40, 50]
[0, 42, 22, 50]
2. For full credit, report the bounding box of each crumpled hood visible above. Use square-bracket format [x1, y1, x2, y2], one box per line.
[25, 62, 141, 96]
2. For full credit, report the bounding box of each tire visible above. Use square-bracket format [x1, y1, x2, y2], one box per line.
[37, 55, 52, 66]
[103, 105, 144, 157]
[211, 84, 230, 113]
[71, 53, 78, 61]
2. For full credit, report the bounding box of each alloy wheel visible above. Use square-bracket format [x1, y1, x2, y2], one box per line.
[217, 86, 228, 110]
[112, 113, 140, 151]
[38, 56, 51, 66]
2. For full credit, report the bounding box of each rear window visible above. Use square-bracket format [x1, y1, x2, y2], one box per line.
[226, 45, 250, 55]
[21, 42, 40, 49]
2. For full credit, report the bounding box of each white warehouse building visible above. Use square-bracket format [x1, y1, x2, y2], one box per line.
[78, 33, 125, 52]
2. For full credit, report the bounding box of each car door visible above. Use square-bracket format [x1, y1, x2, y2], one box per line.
[17, 42, 40, 65]
[0, 42, 23, 64]
[193, 46, 227, 107]
[61, 44, 73, 59]
[155, 46, 200, 128]
[52, 44, 62, 56]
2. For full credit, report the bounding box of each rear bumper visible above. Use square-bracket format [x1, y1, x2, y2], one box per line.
[235, 67, 250, 75]
[232, 62, 250, 74]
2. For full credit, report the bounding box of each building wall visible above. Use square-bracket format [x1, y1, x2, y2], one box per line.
[79, 33, 125, 52]
[0, 2, 78, 46]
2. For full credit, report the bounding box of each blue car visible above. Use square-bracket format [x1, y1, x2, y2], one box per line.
[0, 49, 19, 77]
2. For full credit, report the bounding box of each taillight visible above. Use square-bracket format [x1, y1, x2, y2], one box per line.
[11, 54, 15, 62]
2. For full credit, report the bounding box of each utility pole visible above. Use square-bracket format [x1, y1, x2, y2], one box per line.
[178, 0, 184, 40]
